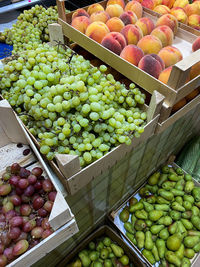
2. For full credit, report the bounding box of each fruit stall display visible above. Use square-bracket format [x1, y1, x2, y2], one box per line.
[0, 100, 78, 266]
[109, 163, 200, 266]
[141, 0, 200, 31]
[57, 0, 200, 131]
[176, 136, 200, 182]
[57, 225, 145, 267]
[0, 37, 162, 194]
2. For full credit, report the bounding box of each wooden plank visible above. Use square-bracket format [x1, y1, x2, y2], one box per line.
[8, 219, 78, 267]
[56, 0, 67, 22]
[168, 50, 200, 90]
[156, 94, 200, 134]
[147, 90, 165, 122]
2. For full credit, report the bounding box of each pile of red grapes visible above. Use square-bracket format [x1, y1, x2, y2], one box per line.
[0, 163, 56, 266]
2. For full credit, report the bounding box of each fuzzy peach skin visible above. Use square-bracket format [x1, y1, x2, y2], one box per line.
[158, 66, 172, 83]
[71, 16, 91, 34]
[72, 8, 89, 20]
[173, 0, 189, 8]
[90, 11, 110, 23]
[106, 17, 125, 32]
[105, 4, 124, 17]
[161, 0, 175, 8]
[151, 25, 174, 47]
[87, 3, 104, 16]
[184, 2, 200, 17]
[192, 36, 200, 52]
[190, 62, 200, 80]
[125, 1, 143, 19]
[141, 0, 155, 10]
[135, 17, 155, 36]
[120, 44, 144, 65]
[121, 24, 143, 44]
[170, 7, 188, 24]
[101, 32, 127, 55]
[120, 11, 138, 25]
[138, 54, 164, 78]
[85, 21, 110, 43]
[107, 0, 125, 8]
[137, 35, 163, 54]
[156, 14, 178, 34]
[153, 0, 162, 7]
[188, 14, 200, 30]
[158, 46, 183, 67]
[153, 5, 171, 15]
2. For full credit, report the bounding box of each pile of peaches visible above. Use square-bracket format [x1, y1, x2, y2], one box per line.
[143, 0, 200, 30]
[71, 0, 200, 85]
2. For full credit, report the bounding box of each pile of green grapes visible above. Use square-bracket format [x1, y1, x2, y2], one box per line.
[0, 43, 147, 167]
[0, 5, 69, 53]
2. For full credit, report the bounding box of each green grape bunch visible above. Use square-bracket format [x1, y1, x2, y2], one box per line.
[0, 43, 147, 167]
[0, 5, 70, 53]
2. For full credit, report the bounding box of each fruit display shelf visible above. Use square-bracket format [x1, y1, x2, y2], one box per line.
[108, 162, 200, 267]
[0, 99, 78, 267]
[57, 225, 146, 266]
[56, 0, 200, 132]
[13, 31, 162, 196]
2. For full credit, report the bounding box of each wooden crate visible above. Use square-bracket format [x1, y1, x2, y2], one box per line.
[57, 225, 146, 266]
[56, 0, 200, 123]
[0, 99, 79, 267]
[108, 162, 200, 267]
[5, 29, 162, 195]
[143, 6, 200, 37]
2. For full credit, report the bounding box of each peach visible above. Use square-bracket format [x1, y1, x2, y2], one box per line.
[188, 14, 200, 30]
[138, 54, 164, 78]
[120, 11, 138, 25]
[156, 14, 178, 34]
[72, 8, 89, 20]
[190, 62, 200, 80]
[192, 36, 200, 52]
[161, 0, 175, 8]
[87, 3, 104, 16]
[151, 25, 174, 47]
[153, 5, 171, 15]
[158, 66, 172, 84]
[153, 0, 162, 7]
[125, 1, 143, 19]
[158, 46, 183, 67]
[141, 0, 155, 10]
[120, 44, 144, 65]
[90, 11, 110, 23]
[170, 7, 188, 24]
[173, 0, 189, 8]
[184, 2, 200, 17]
[137, 35, 163, 54]
[71, 16, 91, 34]
[105, 4, 124, 17]
[121, 24, 143, 44]
[107, 0, 125, 8]
[106, 17, 125, 32]
[101, 32, 127, 55]
[135, 17, 155, 35]
[85, 21, 110, 43]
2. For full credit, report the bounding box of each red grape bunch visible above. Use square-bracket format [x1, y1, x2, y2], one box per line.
[0, 163, 57, 266]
